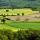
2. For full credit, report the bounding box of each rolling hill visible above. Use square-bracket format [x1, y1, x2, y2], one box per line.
[0, 0, 40, 8]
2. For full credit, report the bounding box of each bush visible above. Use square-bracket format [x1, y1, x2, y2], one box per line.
[0, 29, 40, 40]
[0, 30, 14, 40]
[17, 13, 20, 16]
[22, 13, 24, 16]
[4, 30, 13, 40]
[13, 30, 40, 40]
[6, 10, 9, 12]
[5, 18, 11, 20]
[13, 30, 27, 40]
[1, 14, 6, 17]
[1, 18, 6, 24]
[0, 34, 8, 40]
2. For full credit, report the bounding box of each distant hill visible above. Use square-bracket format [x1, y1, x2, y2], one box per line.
[0, 0, 40, 8]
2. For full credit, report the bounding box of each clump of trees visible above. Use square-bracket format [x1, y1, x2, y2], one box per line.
[0, 29, 40, 40]
[1, 15, 10, 24]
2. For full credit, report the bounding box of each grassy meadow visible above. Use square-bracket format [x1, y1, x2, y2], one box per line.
[0, 20, 40, 31]
[0, 9, 40, 40]
[0, 9, 32, 15]
[0, 9, 40, 31]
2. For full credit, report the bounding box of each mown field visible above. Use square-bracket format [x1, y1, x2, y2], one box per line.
[0, 20, 40, 31]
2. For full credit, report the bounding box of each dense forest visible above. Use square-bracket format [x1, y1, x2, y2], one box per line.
[0, 0, 40, 8]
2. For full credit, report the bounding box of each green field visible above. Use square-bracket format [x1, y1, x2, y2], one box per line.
[0, 20, 40, 31]
[0, 9, 32, 15]
[0, 9, 39, 31]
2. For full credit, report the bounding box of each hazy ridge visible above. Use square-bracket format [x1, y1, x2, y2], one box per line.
[0, 0, 40, 8]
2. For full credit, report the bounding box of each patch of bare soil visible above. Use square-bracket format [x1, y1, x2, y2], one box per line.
[6, 13, 40, 21]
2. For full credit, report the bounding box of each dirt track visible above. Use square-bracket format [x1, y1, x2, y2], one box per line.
[6, 13, 40, 21]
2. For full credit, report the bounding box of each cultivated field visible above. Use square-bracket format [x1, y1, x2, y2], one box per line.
[0, 9, 32, 15]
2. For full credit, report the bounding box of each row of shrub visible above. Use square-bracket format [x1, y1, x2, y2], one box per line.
[0, 29, 40, 40]
[0, 13, 24, 16]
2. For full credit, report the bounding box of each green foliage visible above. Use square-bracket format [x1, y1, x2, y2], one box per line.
[5, 20, 40, 29]
[0, 30, 14, 40]
[0, 29, 40, 40]
[1, 18, 6, 24]
[0, 0, 40, 8]
[17, 13, 20, 16]
[3, 15, 6, 17]
[5, 18, 10, 20]
[22, 13, 24, 16]
[3, 30, 14, 40]
[6, 10, 9, 12]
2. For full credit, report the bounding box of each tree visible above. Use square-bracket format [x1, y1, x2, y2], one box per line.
[1, 15, 10, 24]
[17, 13, 20, 16]
[22, 13, 24, 16]
[1, 15, 6, 24]
[6, 10, 9, 12]
[1, 18, 6, 24]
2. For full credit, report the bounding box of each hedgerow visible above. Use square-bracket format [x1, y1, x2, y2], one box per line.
[0, 29, 40, 40]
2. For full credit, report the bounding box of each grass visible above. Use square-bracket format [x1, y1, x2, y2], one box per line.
[0, 9, 32, 15]
[0, 20, 40, 31]
[0, 23, 18, 32]
[8, 22, 40, 30]
[3, 21, 40, 29]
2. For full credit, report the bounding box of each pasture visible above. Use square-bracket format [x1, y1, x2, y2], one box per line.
[0, 20, 40, 31]
[0, 8, 40, 40]
[0, 9, 32, 15]
[6, 21, 40, 30]
[0, 9, 40, 31]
